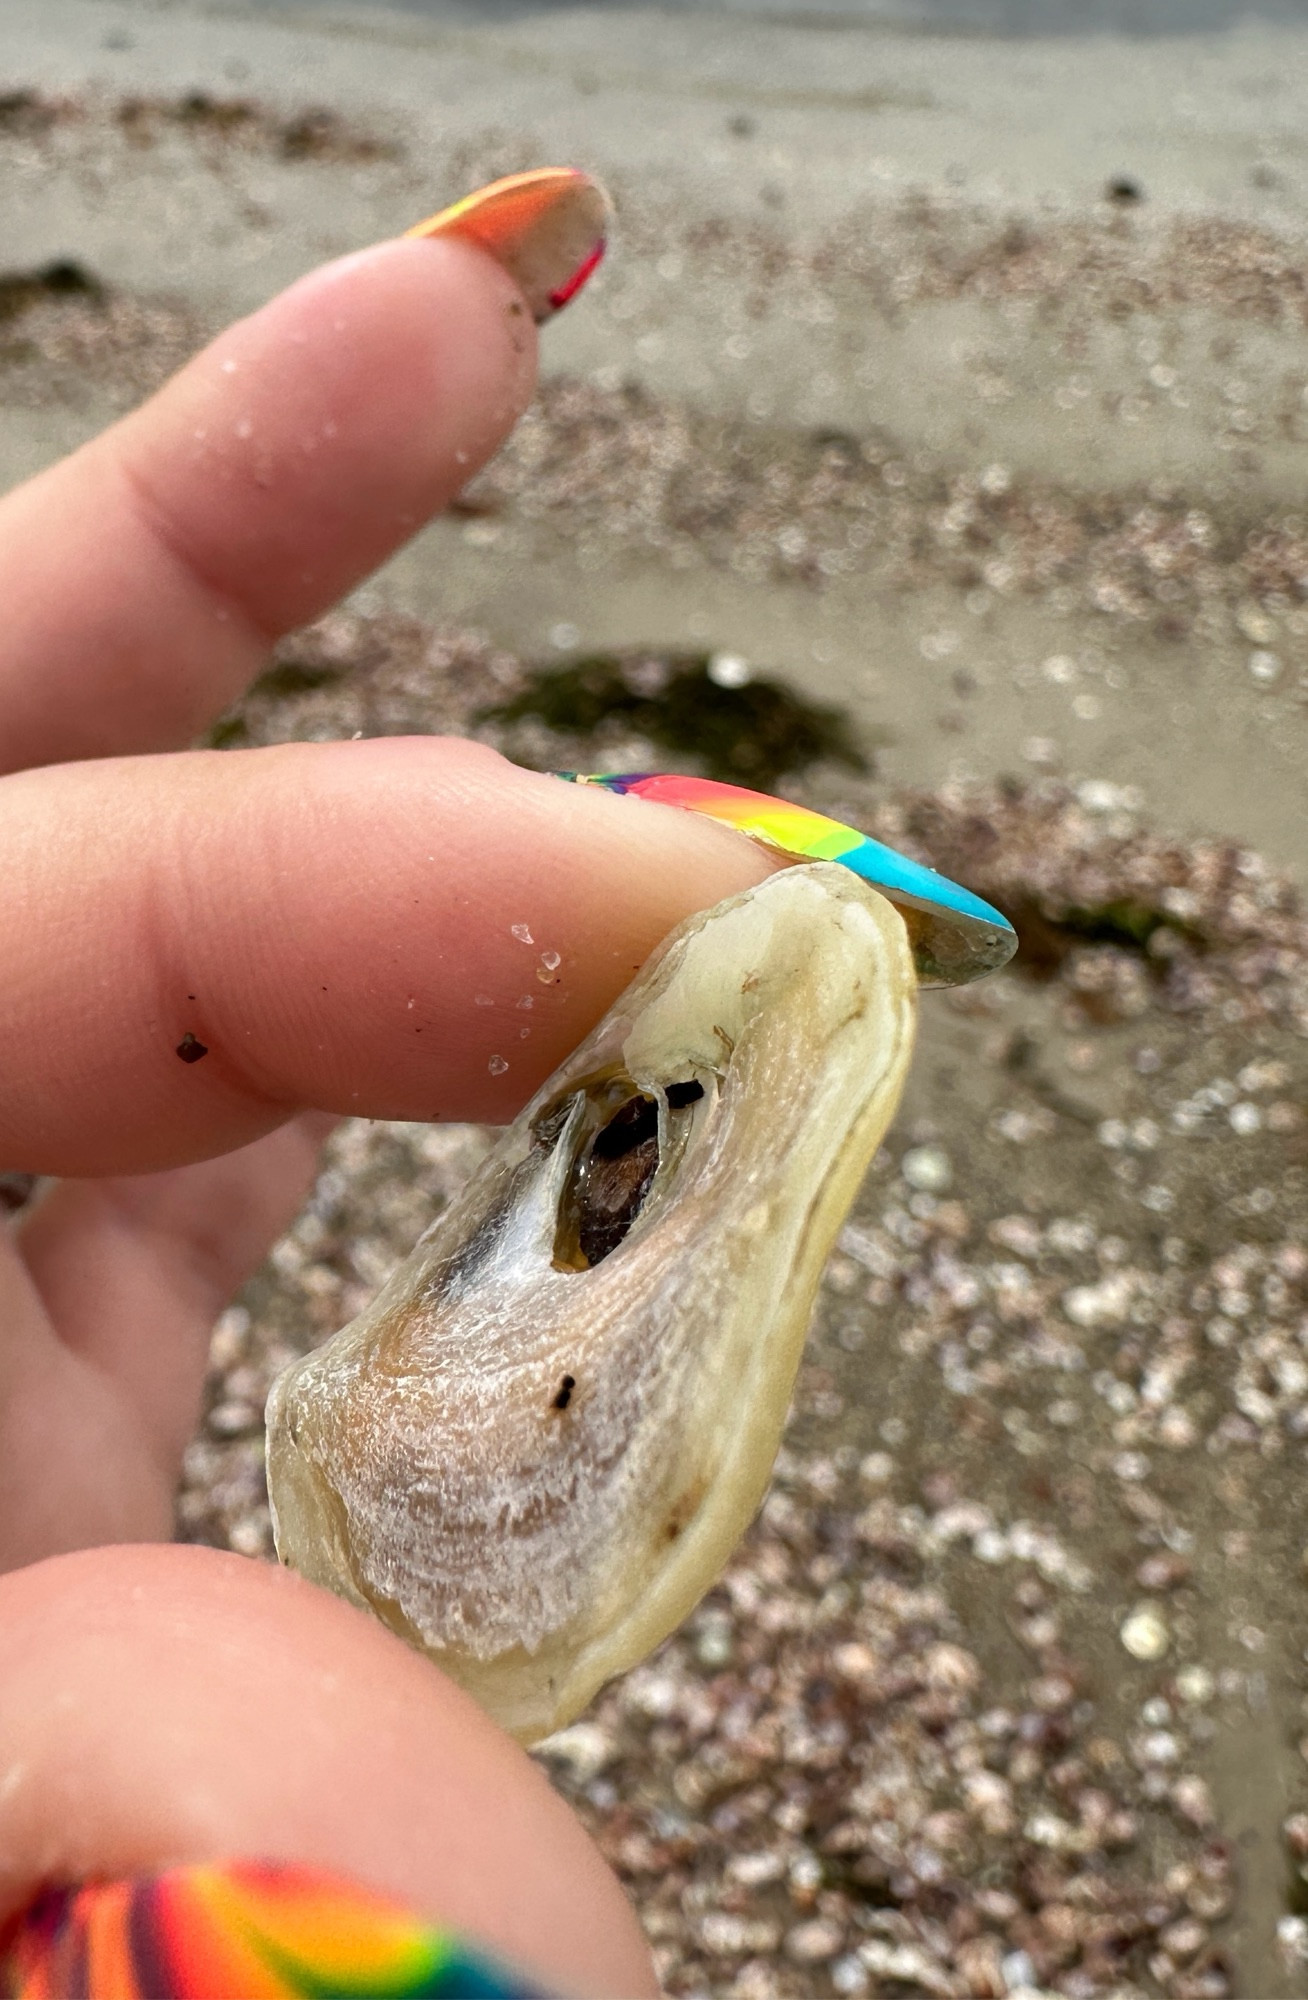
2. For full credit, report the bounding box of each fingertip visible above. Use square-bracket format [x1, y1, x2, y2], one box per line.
[109, 234, 539, 642]
[0, 1545, 658, 1997]
[267, 230, 540, 409]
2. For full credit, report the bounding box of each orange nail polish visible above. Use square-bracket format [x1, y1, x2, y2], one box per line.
[406, 168, 611, 324]
[0, 1859, 560, 1998]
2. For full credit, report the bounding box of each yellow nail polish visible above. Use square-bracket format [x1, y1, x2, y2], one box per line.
[406, 168, 611, 324]
[0, 1860, 561, 1998]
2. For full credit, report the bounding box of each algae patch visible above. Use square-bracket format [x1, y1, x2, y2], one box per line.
[480, 649, 869, 789]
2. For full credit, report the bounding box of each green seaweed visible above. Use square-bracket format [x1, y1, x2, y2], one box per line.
[249, 658, 347, 699]
[206, 714, 249, 749]
[480, 652, 869, 790]
[0, 259, 106, 324]
[1002, 892, 1206, 979]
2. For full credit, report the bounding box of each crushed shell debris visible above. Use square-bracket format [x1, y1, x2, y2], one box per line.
[154, 613, 1308, 1999]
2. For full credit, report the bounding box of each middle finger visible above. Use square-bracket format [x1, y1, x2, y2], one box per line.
[0, 738, 777, 1177]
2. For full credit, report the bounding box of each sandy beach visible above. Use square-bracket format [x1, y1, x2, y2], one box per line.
[3, 0, 1308, 1992]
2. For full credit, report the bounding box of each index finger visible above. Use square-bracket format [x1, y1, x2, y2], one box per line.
[0, 232, 536, 775]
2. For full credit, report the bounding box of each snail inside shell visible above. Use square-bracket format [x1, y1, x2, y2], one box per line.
[266, 862, 917, 1742]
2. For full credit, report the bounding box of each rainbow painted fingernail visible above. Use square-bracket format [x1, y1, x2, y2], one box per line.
[406, 169, 610, 324]
[0, 1860, 559, 1999]
[557, 772, 1017, 987]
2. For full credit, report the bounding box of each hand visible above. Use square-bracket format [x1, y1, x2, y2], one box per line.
[0, 215, 778, 2000]
[0, 226, 773, 1572]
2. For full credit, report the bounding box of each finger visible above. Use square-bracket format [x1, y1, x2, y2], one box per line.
[18, 1114, 334, 1466]
[0, 740, 779, 1175]
[0, 1544, 659, 1999]
[0, 1118, 334, 1567]
[0, 234, 536, 776]
[0, 1231, 160, 1563]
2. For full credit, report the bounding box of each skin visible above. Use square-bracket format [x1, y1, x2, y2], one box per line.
[0, 1547, 653, 1999]
[0, 227, 777, 1995]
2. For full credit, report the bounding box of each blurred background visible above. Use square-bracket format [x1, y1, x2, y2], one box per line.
[3, 0, 1307, 1995]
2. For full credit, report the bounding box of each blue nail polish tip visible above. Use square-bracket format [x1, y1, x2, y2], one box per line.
[829, 835, 1016, 986]
[835, 831, 1012, 928]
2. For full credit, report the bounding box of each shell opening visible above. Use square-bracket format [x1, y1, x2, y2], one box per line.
[544, 1076, 706, 1273]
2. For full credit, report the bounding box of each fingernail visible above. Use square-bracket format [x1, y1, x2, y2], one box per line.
[406, 168, 611, 324]
[554, 772, 1018, 989]
[0, 1859, 562, 1999]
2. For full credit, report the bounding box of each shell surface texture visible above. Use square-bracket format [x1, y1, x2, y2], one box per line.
[266, 863, 917, 1741]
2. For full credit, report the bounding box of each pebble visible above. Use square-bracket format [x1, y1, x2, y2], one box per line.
[1279, 1916, 1308, 1966]
[785, 1920, 843, 1963]
[1001, 1950, 1036, 1991]
[538, 1722, 614, 1784]
[699, 1914, 782, 1957]
[901, 1144, 953, 1193]
[1172, 1775, 1215, 1828]
[1121, 1605, 1171, 1661]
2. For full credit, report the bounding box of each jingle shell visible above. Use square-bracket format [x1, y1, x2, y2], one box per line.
[267, 864, 916, 1741]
